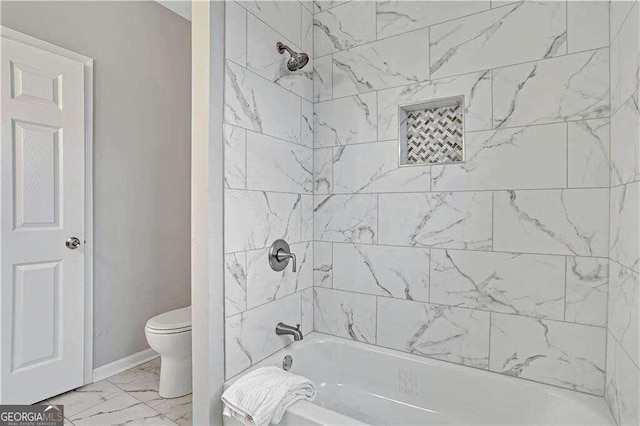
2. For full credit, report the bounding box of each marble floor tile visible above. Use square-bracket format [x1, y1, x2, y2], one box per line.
[70, 393, 177, 425]
[44, 380, 124, 417]
[146, 393, 193, 426]
[107, 360, 161, 403]
[43, 359, 192, 426]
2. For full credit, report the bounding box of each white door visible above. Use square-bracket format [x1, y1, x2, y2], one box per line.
[1, 35, 85, 404]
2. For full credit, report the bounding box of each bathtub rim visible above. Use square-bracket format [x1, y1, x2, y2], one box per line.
[223, 332, 614, 425]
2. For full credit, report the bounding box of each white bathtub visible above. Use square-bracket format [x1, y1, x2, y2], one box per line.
[223, 333, 615, 425]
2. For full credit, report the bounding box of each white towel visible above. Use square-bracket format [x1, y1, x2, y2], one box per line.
[222, 366, 316, 426]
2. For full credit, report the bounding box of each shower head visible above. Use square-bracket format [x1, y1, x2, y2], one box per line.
[276, 42, 309, 71]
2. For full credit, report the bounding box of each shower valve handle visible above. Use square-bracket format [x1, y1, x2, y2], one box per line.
[268, 239, 297, 272]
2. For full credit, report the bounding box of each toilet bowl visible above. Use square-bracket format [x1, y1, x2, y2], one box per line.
[145, 306, 192, 398]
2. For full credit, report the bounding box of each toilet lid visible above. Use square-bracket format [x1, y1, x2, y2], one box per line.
[146, 306, 191, 331]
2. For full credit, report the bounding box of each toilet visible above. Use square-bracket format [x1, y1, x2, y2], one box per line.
[145, 306, 192, 398]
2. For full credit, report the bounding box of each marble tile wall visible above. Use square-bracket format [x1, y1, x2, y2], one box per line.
[311, 0, 615, 399]
[606, 1, 640, 424]
[220, 2, 639, 420]
[223, 0, 315, 380]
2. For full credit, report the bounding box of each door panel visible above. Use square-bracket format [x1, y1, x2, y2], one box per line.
[1, 36, 85, 404]
[13, 121, 61, 228]
[12, 261, 60, 371]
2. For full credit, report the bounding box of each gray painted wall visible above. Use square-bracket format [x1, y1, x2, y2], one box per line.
[1, 1, 191, 367]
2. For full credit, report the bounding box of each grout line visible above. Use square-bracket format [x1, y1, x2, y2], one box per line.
[330, 241, 334, 288]
[376, 193, 380, 243]
[374, 296, 379, 345]
[243, 4, 248, 67]
[315, 120, 610, 150]
[565, 0, 569, 54]
[244, 128, 248, 190]
[491, 191, 495, 251]
[228, 182, 613, 197]
[566, 122, 569, 188]
[563, 256, 568, 321]
[224, 236, 613, 261]
[316, 45, 609, 105]
[488, 311, 492, 369]
[258, 285, 606, 331]
[490, 69, 494, 129]
[428, 247, 432, 302]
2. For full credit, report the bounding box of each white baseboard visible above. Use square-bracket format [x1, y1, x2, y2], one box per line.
[92, 348, 159, 383]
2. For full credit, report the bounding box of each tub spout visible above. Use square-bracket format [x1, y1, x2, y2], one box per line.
[276, 322, 303, 341]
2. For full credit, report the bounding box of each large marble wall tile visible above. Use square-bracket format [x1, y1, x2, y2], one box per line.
[246, 242, 313, 309]
[301, 5, 313, 56]
[333, 141, 431, 193]
[314, 93, 377, 147]
[313, 241, 333, 288]
[432, 124, 567, 191]
[224, 124, 246, 189]
[611, 3, 639, 113]
[565, 257, 608, 327]
[568, 120, 610, 189]
[430, 250, 565, 319]
[611, 93, 640, 186]
[313, 287, 376, 343]
[246, 131, 313, 193]
[606, 331, 640, 426]
[225, 293, 301, 379]
[301, 194, 314, 241]
[313, 194, 377, 243]
[333, 243, 429, 301]
[314, 55, 333, 102]
[430, 2, 566, 78]
[247, 15, 313, 101]
[378, 192, 492, 250]
[313, 147, 333, 194]
[301, 288, 314, 335]
[493, 189, 609, 257]
[493, 49, 610, 128]
[238, 1, 302, 47]
[377, 71, 492, 140]
[377, 298, 490, 368]
[490, 314, 606, 395]
[608, 261, 640, 366]
[610, 182, 640, 272]
[225, 190, 301, 253]
[567, 1, 609, 54]
[314, 1, 376, 57]
[225, 61, 301, 144]
[225, 252, 247, 317]
[610, 0, 637, 42]
[333, 29, 430, 98]
[376, 1, 489, 39]
[226, 1, 247, 67]
[301, 99, 313, 148]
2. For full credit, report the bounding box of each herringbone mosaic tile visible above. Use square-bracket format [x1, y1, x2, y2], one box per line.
[406, 104, 463, 164]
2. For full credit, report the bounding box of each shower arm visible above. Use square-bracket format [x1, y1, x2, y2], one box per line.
[276, 42, 295, 56]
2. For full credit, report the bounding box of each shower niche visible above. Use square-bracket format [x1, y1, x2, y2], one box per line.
[399, 95, 465, 167]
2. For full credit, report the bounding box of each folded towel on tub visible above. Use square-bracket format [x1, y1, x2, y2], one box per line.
[222, 366, 316, 426]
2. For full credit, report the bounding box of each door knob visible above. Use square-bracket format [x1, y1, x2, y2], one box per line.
[65, 237, 81, 250]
